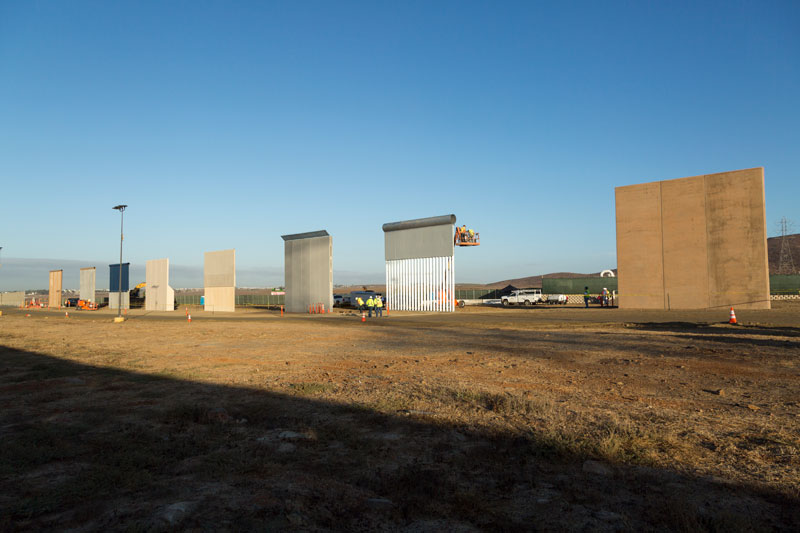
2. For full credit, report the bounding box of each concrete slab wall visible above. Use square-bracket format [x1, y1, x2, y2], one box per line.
[0, 291, 25, 307]
[615, 183, 664, 309]
[705, 170, 770, 308]
[109, 292, 130, 310]
[80, 267, 96, 302]
[48, 270, 62, 308]
[615, 167, 769, 310]
[204, 249, 235, 312]
[282, 231, 332, 313]
[145, 258, 175, 311]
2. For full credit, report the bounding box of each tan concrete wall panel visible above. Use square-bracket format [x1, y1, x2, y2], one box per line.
[204, 249, 236, 288]
[705, 169, 770, 309]
[660, 176, 709, 309]
[0, 291, 25, 307]
[615, 182, 664, 308]
[616, 167, 769, 310]
[48, 270, 62, 308]
[204, 287, 235, 313]
[204, 249, 235, 312]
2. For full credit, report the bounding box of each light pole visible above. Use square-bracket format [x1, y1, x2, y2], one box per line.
[112, 205, 127, 319]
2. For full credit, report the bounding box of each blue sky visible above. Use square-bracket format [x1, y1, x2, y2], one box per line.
[1, 0, 798, 290]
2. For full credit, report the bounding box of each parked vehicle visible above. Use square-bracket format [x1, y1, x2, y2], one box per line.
[544, 294, 568, 305]
[64, 297, 79, 307]
[501, 289, 543, 306]
[333, 294, 344, 307]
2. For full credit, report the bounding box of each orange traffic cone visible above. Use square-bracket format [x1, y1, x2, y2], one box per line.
[187, 314, 192, 323]
[361, 312, 366, 322]
[729, 307, 737, 325]
[65, 311, 69, 318]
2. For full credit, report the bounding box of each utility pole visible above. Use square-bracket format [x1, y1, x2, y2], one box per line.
[112, 205, 128, 318]
[777, 217, 797, 275]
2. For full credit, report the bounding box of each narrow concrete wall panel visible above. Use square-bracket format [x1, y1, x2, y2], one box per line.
[204, 249, 235, 312]
[80, 267, 96, 303]
[146, 258, 175, 311]
[705, 169, 770, 308]
[48, 270, 62, 308]
[661, 177, 709, 309]
[282, 231, 332, 313]
[615, 183, 663, 308]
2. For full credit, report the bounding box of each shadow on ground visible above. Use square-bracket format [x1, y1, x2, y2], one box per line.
[1, 345, 797, 531]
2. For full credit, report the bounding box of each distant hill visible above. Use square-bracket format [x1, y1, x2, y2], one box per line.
[768, 233, 800, 275]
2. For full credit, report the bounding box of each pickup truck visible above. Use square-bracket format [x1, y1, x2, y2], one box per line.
[501, 289, 543, 306]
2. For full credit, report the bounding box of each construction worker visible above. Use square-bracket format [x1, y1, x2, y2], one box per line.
[454, 226, 462, 244]
[468, 228, 475, 242]
[583, 286, 590, 308]
[601, 287, 609, 307]
[461, 225, 468, 242]
[366, 295, 375, 318]
[374, 295, 383, 317]
[356, 296, 365, 313]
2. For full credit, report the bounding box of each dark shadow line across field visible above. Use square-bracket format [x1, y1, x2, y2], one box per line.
[0, 345, 797, 531]
[363, 321, 799, 363]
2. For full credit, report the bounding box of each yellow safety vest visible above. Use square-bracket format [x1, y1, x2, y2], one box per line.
[375, 298, 383, 308]
[366, 298, 374, 307]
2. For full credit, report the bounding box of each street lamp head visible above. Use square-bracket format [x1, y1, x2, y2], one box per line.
[112, 204, 128, 211]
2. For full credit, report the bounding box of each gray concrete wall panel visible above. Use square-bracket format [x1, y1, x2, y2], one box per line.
[146, 258, 174, 311]
[109, 292, 130, 310]
[79, 267, 96, 302]
[283, 232, 332, 313]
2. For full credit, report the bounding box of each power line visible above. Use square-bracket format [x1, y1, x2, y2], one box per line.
[777, 217, 797, 275]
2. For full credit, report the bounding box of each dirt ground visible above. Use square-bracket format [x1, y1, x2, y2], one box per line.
[1, 303, 798, 531]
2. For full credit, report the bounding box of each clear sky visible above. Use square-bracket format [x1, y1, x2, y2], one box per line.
[1, 0, 798, 290]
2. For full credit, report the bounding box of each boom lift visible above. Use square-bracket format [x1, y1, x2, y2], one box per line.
[454, 225, 480, 246]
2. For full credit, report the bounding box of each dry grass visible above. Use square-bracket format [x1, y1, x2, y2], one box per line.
[1, 307, 798, 530]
